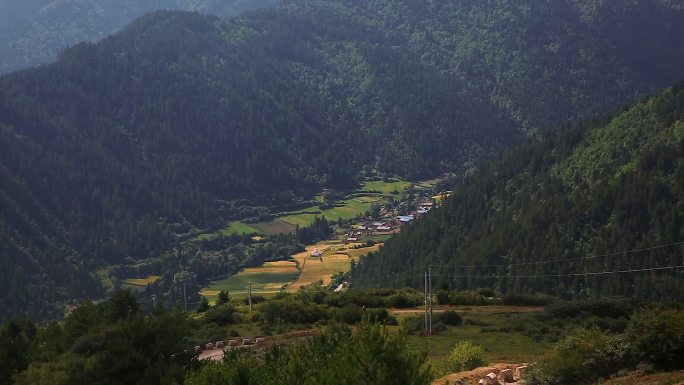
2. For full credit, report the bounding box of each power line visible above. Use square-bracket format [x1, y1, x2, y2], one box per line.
[348, 242, 684, 289]
[430, 264, 684, 279]
[430, 241, 684, 269]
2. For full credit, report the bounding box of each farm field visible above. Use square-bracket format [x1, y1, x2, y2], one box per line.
[360, 180, 411, 194]
[249, 219, 296, 235]
[360, 233, 394, 243]
[200, 261, 299, 301]
[279, 179, 412, 227]
[200, 240, 382, 300]
[288, 253, 351, 291]
[224, 221, 263, 235]
[199, 179, 417, 235]
[279, 197, 379, 227]
[121, 275, 161, 287]
[194, 221, 263, 240]
[288, 240, 380, 291]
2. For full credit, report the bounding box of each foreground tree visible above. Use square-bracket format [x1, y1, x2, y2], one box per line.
[185, 319, 432, 385]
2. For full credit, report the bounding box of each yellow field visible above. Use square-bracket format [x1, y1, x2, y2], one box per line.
[201, 240, 382, 298]
[289, 253, 352, 291]
[432, 192, 450, 203]
[339, 243, 382, 260]
[122, 275, 161, 286]
[288, 241, 382, 291]
[200, 261, 299, 299]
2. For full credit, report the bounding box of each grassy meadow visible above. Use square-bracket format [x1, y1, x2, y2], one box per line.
[394, 306, 553, 365]
[360, 180, 411, 194]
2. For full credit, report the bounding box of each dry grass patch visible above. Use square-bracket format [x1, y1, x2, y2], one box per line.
[201, 261, 299, 300]
[122, 275, 161, 286]
[289, 253, 352, 291]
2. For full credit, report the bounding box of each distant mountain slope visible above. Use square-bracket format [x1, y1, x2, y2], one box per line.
[0, 0, 280, 74]
[352, 81, 684, 300]
[1, 0, 684, 319]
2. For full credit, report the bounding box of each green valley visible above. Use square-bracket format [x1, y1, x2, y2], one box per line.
[1, 0, 684, 325]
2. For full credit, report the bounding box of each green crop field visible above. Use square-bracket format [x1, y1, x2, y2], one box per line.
[249, 219, 297, 235]
[200, 261, 299, 301]
[360, 233, 395, 243]
[281, 198, 379, 226]
[194, 221, 263, 240]
[279, 212, 319, 227]
[224, 221, 262, 235]
[361, 180, 411, 195]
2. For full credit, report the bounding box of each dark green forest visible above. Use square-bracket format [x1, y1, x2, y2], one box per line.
[2, 0, 684, 320]
[0, 0, 280, 74]
[352, 81, 684, 300]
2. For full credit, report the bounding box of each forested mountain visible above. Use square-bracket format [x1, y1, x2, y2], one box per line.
[0, 0, 280, 74]
[352, 81, 684, 300]
[2, 0, 684, 320]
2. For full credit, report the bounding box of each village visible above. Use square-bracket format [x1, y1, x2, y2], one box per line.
[340, 194, 441, 244]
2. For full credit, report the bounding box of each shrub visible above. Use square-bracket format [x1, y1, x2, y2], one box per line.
[541, 328, 631, 385]
[447, 340, 484, 372]
[435, 290, 451, 305]
[439, 311, 463, 326]
[400, 316, 425, 335]
[503, 293, 556, 306]
[385, 293, 422, 308]
[204, 304, 238, 326]
[625, 307, 684, 371]
[366, 308, 397, 325]
[336, 304, 364, 324]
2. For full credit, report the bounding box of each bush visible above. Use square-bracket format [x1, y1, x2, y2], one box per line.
[625, 307, 684, 371]
[541, 328, 631, 385]
[439, 311, 463, 326]
[447, 340, 484, 372]
[400, 316, 425, 335]
[336, 304, 364, 324]
[449, 291, 488, 306]
[503, 293, 556, 306]
[366, 308, 397, 325]
[435, 290, 451, 305]
[385, 293, 422, 308]
[543, 299, 633, 320]
[204, 304, 238, 326]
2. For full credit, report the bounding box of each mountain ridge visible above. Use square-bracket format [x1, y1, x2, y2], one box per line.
[2, 0, 684, 319]
[352, 81, 684, 300]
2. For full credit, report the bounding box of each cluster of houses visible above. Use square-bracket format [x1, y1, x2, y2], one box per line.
[344, 198, 436, 243]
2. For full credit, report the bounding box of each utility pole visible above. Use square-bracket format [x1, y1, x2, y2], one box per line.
[424, 270, 428, 335]
[248, 281, 252, 312]
[183, 283, 187, 311]
[429, 265, 433, 336]
[152, 295, 157, 307]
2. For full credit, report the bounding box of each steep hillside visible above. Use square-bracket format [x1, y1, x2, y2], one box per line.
[0, 0, 280, 74]
[352, 82, 684, 300]
[2, 0, 684, 319]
